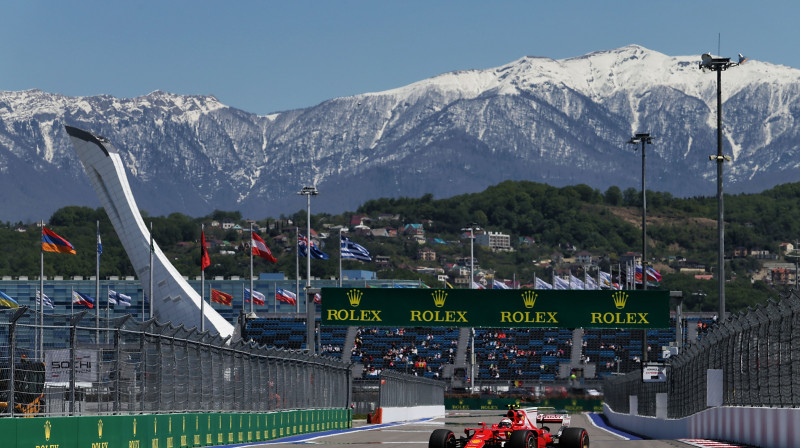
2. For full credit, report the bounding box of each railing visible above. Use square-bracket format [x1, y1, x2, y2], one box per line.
[1, 307, 350, 417]
[604, 291, 800, 418]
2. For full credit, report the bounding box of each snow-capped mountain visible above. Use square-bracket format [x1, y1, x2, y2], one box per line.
[2, 45, 800, 223]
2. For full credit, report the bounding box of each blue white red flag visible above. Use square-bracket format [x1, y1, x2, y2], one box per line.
[72, 291, 95, 309]
[492, 279, 511, 289]
[245, 288, 266, 305]
[275, 288, 297, 306]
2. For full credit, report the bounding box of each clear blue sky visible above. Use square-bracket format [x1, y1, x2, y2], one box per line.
[3, 1, 797, 115]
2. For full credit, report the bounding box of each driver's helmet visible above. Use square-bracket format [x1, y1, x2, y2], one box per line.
[498, 418, 512, 429]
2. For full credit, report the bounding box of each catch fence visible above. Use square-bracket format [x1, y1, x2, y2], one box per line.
[1, 306, 350, 417]
[351, 370, 445, 415]
[604, 291, 800, 418]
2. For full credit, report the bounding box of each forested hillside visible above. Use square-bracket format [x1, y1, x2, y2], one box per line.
[4, 180, 800, 313]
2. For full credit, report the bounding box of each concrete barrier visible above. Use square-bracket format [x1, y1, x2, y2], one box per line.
[603, 403, 800, 448]
[374, 405, 445, 424]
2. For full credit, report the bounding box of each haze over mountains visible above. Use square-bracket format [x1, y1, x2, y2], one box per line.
[2, 45, 800, 223]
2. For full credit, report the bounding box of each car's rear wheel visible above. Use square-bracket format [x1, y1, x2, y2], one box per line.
[508, 430, 536, 448]
[429, 429, 456, 448]
[559, 427, 589, 448]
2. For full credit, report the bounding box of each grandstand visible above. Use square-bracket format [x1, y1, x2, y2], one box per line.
[242, 312, 717, 387]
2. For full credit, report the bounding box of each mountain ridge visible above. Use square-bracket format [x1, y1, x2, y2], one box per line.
[2, 45, 800, 223]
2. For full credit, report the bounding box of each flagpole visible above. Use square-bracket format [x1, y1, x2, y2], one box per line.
[242, 283, 245, 313]
[338, 229, 343, 287]
[200, 223, 205, 333]
[71, 287, 74, 315]
[96, 220, 100, 340]
[39, 220, 44, 360]
[295, 227, 300, 314]
[249, 223, 254, 315]
[149, 222, 154, 320]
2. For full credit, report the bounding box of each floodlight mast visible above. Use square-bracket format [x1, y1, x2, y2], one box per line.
[698, 53, 744, 321]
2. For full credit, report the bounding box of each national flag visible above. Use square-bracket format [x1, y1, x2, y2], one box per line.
[340, 236, 372, 262]
[251, 232, 277, 263]
[553, 276, 570, 290]
[298, 234, 329, 260]
[492, 279, 511, 289]
[314, 292, 321, 304]
[646, 266, 662, 283]
[244, 288, 266, 305]
[534, 277, 553, 290]
[0, 291, 19, 309]
[109, 290, 132, 307]
[471, 281, 485, 290]
[42, 226, 76, 254]
[97, 230, 102, 255]
[275, 288, 297, 306]
[72, 291, 95, 309]
[201, 231, 211, 271]
[585, 275, 599, 290]
[36, 290, 54, 309]
[569, 274, 585, 290]
[210, 288, 233, 306]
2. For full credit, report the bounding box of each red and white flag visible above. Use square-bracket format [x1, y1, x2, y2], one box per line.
[252, 232, 277, 263]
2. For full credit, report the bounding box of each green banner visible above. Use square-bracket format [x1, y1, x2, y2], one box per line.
[321, 288, 670, 328]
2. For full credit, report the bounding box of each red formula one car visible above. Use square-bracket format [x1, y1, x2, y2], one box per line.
[429, 406, 589, 448]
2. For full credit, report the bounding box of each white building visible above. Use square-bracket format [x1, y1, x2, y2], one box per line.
[475, 231, 511, 251]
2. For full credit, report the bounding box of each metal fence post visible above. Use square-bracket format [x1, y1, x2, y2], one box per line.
[8, 306, 29, 417]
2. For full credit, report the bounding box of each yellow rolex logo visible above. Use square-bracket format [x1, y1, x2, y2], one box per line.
[44, 420, 52, 441]
[612, 291, 629, 309]
[98, 419, 103, 438]
[431, 290, 447, 308]
[521, 291, 537, 309]
[347, 289, 363, 307]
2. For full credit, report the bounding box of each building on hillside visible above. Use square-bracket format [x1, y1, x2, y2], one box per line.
[779, 242, 795, 254]
[402, 224, 425, 236]
[475, 231, 511, 251]
[771, 268, 791, 285]
[575, 251, 593, 265]
[620, 252, 642, 266]
[374, 255, 391, 268]
[418, 247, 437, 261]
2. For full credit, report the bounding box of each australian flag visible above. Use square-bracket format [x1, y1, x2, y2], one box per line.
[298, 234, 329, 260]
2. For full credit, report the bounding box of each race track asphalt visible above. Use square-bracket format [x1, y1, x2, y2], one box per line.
[230, 410, 694, 448]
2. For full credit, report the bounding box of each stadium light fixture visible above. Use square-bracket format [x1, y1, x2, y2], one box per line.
[698, 52, 746, 320]
[628, 133, 653, 364]
[298, 185, 319, 354]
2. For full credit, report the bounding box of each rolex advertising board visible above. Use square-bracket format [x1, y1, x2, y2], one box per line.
[321, 288, 669, 329]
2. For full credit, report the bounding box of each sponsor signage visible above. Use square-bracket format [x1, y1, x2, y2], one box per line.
[642, 363, 668, 383]
[321, 288, 669, 328]
[45, 349, 98, 383]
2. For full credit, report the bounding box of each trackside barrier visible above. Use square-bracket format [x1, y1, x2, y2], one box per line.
[370, 370, 445, 424]
[0, 408, 351, 448]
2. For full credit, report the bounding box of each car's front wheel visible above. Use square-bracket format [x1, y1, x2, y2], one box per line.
[559, 427, 589, 448]
[508, 430, 536, 448]
[429, 429, 456, 448]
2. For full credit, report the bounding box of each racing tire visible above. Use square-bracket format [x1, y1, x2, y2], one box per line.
[429, 429, 456, 448]
[559, 427, 589, 448]
[508, 430, 536, 448]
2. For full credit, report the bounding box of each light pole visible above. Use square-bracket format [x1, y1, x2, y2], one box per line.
[461, 226, 478, 288]
[628, 133, 653, 364]
[627, 133, 654, 291]
[699, 53, 745, 320]
[298, 185, 318, 354]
